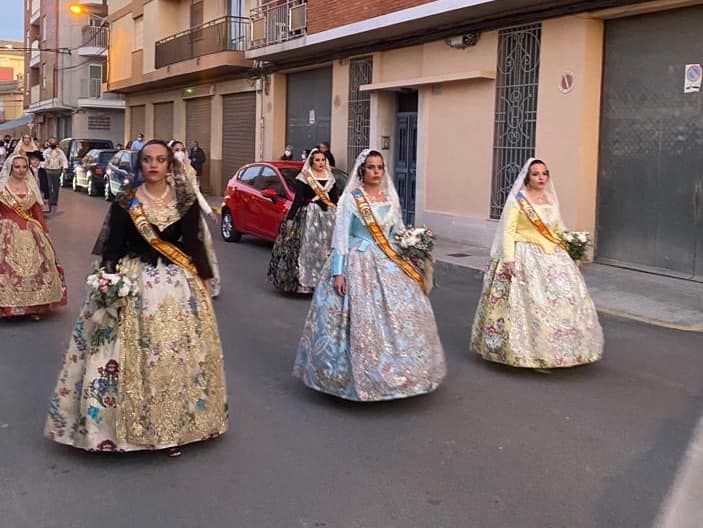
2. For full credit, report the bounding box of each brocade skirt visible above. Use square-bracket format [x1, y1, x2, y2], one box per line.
[44, 257, 228, 452]
[471, 242, 603, 368]
[294, 247, 446, 401]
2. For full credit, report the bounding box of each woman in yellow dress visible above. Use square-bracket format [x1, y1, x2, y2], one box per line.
[471, 158, 603, 370]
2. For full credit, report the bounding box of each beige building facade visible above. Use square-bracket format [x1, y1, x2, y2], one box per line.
[107, 0, 255, 193]
[111, 0, 703, 280]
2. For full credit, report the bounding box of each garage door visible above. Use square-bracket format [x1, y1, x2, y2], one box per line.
[597, 6, 703, 279]
[286, 68, 332, 159]
[153, 102, 174, 142]
[130, 105, 145, 141]
[186, 97, 212, 191]
[222, 92, 256, 190]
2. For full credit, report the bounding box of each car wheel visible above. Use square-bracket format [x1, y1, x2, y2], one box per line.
[104, 181, 113, 201]
[220, 208, 242, 242]
[87, 178, 95, 196]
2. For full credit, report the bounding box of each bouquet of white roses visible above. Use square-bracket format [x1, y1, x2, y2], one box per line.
[560, 231, 591, 262]
[394, 225, 435, 261]
[86, 265, 138, 327]
[394, 225, 436, 294]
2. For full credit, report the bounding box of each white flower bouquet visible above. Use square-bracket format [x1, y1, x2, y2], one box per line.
[560, 231, 591, 262]
[394, 225, 435, 261]
[394, 225, 436, 293]
[86, 265, 138, 327]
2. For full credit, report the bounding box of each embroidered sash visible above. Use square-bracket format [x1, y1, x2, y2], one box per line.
[303, 170, 336, 211]
[514, 191, 565, 249]
[1, 188, 46, 233]
[351, 188, 425, 292]
[127, 198, 199, 276]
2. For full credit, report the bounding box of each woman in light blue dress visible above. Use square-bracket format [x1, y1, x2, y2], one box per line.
[293, 150, 446, 401]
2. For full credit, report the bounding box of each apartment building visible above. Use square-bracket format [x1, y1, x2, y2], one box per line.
[0, 40, 26, 124]
[107, 0, 255, 193]
[113, 0, 703, 281]
[24, 0, 125, 143]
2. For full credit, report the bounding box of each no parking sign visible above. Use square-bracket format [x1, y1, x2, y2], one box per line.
[684, 64, 702, 93]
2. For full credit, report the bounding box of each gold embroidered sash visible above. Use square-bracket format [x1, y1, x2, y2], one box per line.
[351, 188, 425, 292]
[303, 170, 336, 211]
[1, 188, 46, 233]
[127, 198, 199, 276]
[514, 191, 565, 249]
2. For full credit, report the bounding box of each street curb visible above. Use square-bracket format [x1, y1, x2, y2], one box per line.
[434, 258, 703, 333]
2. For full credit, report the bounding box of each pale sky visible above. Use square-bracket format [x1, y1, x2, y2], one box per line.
[0, 0, 25, 42]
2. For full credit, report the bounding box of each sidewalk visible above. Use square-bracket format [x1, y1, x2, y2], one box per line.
[433, 238, 703, 332]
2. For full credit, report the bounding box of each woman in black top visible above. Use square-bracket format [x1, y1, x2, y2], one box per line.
[268, 148, 341, 293]
[45, 140, 228, 456]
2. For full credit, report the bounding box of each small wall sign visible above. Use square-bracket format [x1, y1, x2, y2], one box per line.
[559, 71, 575, 94]
[684, 64, 702, 93]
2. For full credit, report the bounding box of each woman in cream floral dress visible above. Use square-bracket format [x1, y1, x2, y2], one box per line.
[471, 158, 603, 371]
[45, 140, 227, 455]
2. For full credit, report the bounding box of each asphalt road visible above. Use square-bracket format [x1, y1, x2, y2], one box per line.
[1, 189, 702, 528]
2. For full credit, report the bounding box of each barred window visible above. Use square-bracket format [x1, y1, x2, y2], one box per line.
[490, 23, 541, 218]
[347, 57, 373, 167]
[88, 115, 111, 130]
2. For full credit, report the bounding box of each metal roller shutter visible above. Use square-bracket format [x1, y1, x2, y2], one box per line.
[153, 102, 174, 142]
[186, 97, 212, 191]
[130, 105, 145, 141]
[222, 92, 256, 190]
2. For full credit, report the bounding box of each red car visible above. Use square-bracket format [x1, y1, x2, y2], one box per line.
[220, 161, 348, 243]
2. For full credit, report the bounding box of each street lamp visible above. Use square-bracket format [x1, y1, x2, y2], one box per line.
[68, 4, 110, 26]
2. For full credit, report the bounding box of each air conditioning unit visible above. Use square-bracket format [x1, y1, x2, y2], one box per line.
[289, 4, 306, 33]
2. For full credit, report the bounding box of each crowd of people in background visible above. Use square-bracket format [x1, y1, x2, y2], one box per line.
[281, 141, 336, 167]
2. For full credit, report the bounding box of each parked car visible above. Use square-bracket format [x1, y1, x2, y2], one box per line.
[72, 148, 118, 196]
[104, 150, 139, 201]
[220, 161, 348, 243]
[59, 138, 114, 187]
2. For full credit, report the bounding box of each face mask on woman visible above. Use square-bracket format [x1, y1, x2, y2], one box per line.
[174, 151, 186, 162]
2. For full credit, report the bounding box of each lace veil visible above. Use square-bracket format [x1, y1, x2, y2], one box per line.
[489, 157, 564, 259]
[0, 153, 43, 206]
[332, 149, 404, 256]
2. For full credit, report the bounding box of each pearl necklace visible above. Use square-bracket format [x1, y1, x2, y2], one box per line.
[141, 183, 171, 206]
[362, 184, 387, 203]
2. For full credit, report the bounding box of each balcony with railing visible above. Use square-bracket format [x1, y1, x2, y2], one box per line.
[30, 84, 40, 105]
[79, 26, 109, 57]
[155, 16, 249, 69]
[248, 0, 307, 50]
[29, 40, 41, 68]
[30, 0, 40, 24]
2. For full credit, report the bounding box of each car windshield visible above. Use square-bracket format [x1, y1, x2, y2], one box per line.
[76, 141, 113, 159]
[99, 152, 116, 164]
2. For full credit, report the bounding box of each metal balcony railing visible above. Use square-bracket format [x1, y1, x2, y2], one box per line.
[81, 26, 109, 49]
[248, 0, 307, 50]
[30, 84, 40, 104]
[155, 16, 249, 70]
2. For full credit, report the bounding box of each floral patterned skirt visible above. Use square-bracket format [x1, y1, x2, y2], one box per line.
[267, 204, 334, 293]
[293, 248, 446, 401]
[44, 257, 228, 452]
[471, 243, 603, 368]
[0, 217, 66, 317]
